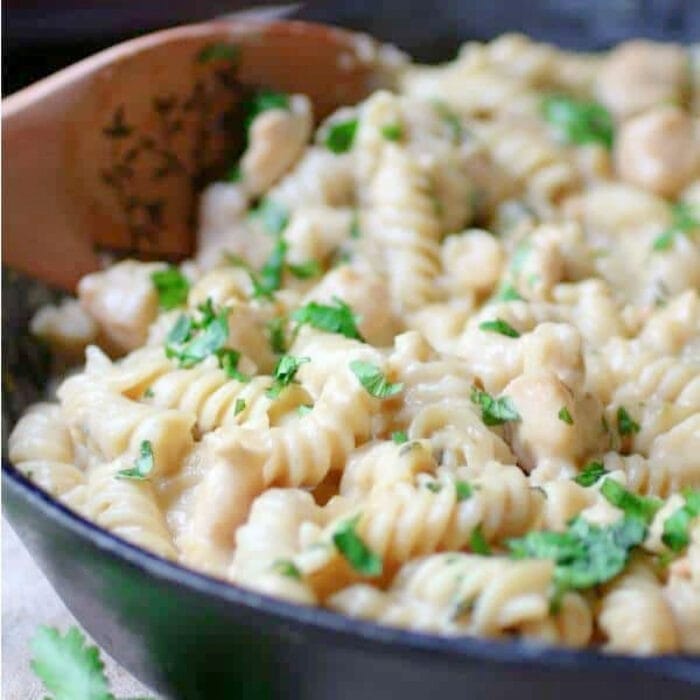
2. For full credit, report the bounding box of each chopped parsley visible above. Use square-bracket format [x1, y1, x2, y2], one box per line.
[349, 361, 403, 399]
[470, 387, 520, 426]
[425, 480, 442, 494]
[391, 430, 408, 445]
[249, 198, 289, 236]
[491, 283, 524, 303]
[380, 122, 403, 142]
[652, 202, 700, 251]
[165, 302, 229, 367]
[455, 480, 473, 502]
[217, 348, 250, 382]
[574, 461, 608, 487]
[478, 318, 520, 338]
[287, 259, 322, 280]
[151, 267, 190, 310]
[116, 440, 154, 481]
[292, 297, 364, 340]
[508, 516, 646, 593]
[541, 95, 614, 149]
[250, 237, 288, 299]
[324, 118, 358, 153]
[297, 404, 313, 416]
[662, 490, 700, 552]
[600, 479, 661, 524]
[432, 100, 462, 142]
[271, 559, 302, 580]
[332, 514, 382, 576]
[266, 355, 310, 399]
[469, 525, 491, 555]
[30, 625, 152, 700]
[142, 387, 154, 399]
[616, 406, 640, 437]
[243, 89, 289, 132]
[558, 406, 574, 425]
[266, 317, 287, 354]
[234, 398, 246, 416]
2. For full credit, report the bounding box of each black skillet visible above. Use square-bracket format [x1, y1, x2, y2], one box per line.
[3, 1, 700, 697]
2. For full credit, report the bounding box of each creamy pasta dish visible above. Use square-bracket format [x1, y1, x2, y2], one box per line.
[9, 34, 700, 655]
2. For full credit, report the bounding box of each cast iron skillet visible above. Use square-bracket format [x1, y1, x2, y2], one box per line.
[3, 2, 700, 697]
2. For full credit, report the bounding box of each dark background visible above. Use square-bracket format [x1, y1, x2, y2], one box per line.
[4, 0, 700, 95]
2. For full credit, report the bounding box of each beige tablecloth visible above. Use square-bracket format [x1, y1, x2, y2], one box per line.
[2, 520, 154, 698]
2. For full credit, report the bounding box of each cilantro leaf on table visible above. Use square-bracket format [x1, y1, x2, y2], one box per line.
[470, 387, 520, 426]
[292, 297, 364, 341]
[150, 267, 189, 310]
[332, 514, 383, 576]
[349, 361, 403, 399]
[541, 95, 614, 149]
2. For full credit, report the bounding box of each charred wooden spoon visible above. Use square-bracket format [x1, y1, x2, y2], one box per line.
[2, 19, 383, 290]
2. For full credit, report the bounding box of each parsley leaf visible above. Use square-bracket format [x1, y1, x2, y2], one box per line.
[249, 198, 289, 236]
[287, 259, 322, 280]
[479, 318, 520, 338]
[558, 406, 574, 425]
[31, 626, 115, 700]
[470, 387, 520, 426]
[392, 430, 408, 445]
[271, 559, 302, 580]
[165, 307, 229, 368]
[234, 398, 246, 417]
[349, 361, 403, 399]
[116, 440, 154, 481]
[616, 406, 640, 436]
[266, 317, 287, 354]
[216, 348, 250, 383]
[541, 95, 614, 149]
[455, 480, 473, 502]
[332, 514, 383, 576]
[325, 118, 358, 153]
[292, 297, 364, 340]
[380, 122, 403, 141]
[470, 525, 491, 555]
[250, 237, 288, 300]
[574, 461, 608, 487]
[151, 267, 189, 310]
[266, 355, 310, 399]
[243, 89, 289, 131]
[600, 479, 661, 524]
[662, 489, 700, 552]
[652, 202, 700, 251]
[491, 283, 523, 303]
[508, 516, 646, 592]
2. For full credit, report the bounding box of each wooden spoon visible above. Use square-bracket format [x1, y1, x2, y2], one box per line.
[2, 19, 384, 290]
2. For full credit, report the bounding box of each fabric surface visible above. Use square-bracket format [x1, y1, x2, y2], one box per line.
[1, 519, 154, 698]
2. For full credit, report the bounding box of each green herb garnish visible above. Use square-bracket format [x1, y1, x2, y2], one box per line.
[392, 431, 408, 445]
[469, 525, 491, 555]
[455, 480, 473, 502]
[266, 317, 287, 354]
[349, 361, 403, 399]
[197, 43, 239, 64]
[470, 387, 520, 426]
[292, 297, 364, 340]
[616, 406, 640, 437]
[332, 514, 383, 576]
[541, 95, 614, 149]
[478, 318, 520, 338]
[249, 198, 289, 236]
[151, 267, 190, 310]
[558, 406, 574, 425]
[380, 122, 403, 142]
[652, 202, 700, 251]
[574, 461, 608, 487]
[234, 398, 246, 417]
[216, 348, 250, 382]
[116, 440, 154, 481]
[271, 559, 302, 580]
[243, 89, 290, 131]
[165, 305, 229, 367]
[492, 283, 524, 303]
[662, 490, 700, 552]
[287, 259, 322, 280]
[600, 479, 661, 524]
[250, 237, 288, 299]
[325, 118, 358, 153]
[266, 355, 310, 399]
[297, 404, 313, 416]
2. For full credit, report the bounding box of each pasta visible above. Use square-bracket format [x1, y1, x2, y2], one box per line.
[11, 33, 700, 656]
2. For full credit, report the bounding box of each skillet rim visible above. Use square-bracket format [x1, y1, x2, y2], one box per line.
[3, 460, 699, 685]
